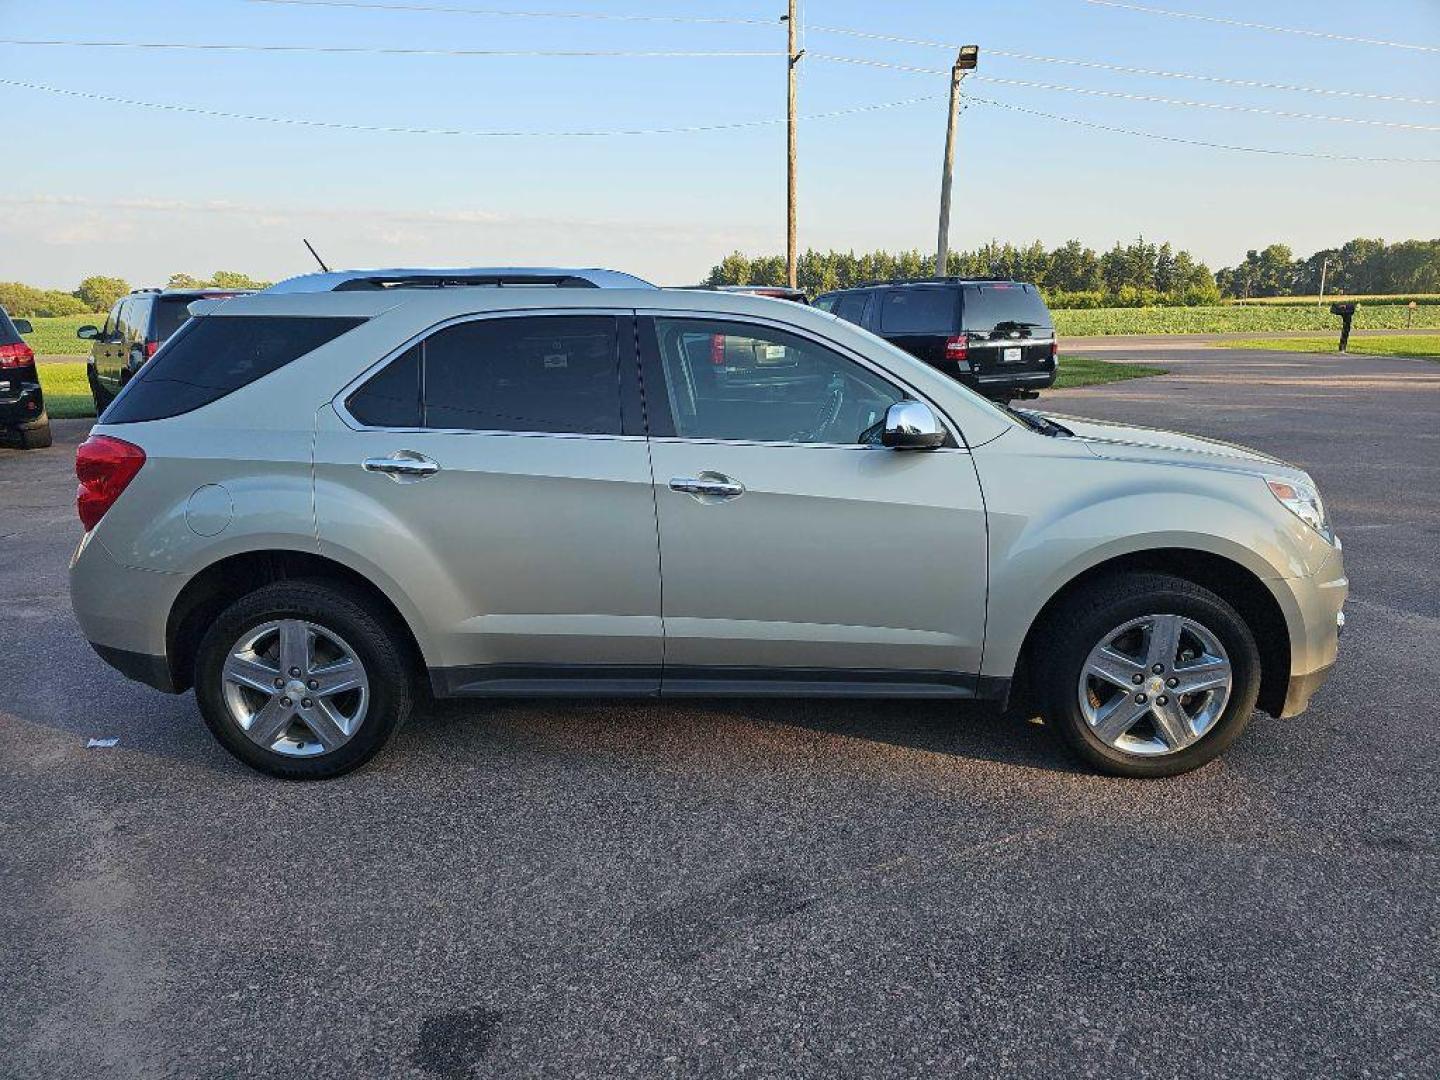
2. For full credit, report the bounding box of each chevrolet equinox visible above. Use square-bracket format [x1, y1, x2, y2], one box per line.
[69, 267, 1346, 779]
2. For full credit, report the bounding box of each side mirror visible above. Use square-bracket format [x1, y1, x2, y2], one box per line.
[881, 400, 946, 450]
[76, 325, 100, 340]
[12, 318, 33, 335]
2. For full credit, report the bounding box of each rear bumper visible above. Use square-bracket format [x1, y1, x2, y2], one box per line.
[70, 529, 187, 694]
[0, 381, 44, 426]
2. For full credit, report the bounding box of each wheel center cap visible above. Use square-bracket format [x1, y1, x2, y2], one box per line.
[285, 679, 308, 700]
[1147, 676, 1166, 695]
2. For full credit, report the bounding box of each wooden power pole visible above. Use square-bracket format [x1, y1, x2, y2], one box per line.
[935, 46, 978, 277]
[786, 2, 801, 289]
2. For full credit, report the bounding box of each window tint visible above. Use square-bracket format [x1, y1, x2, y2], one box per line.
[0, 308, 20, 345]
[347, 344, 422, 428]
[960, 284, 1052, 333]
[126, 296, 153, 341]
[651, 318, 903, 445]
[812, 295, 838, 313]
[102, 302, 121, 339]
[878, 288, 958, 335]
[111, 299, 131, 341]
[420, 315, 623, 434]
[834, 292, 871, 326]
[154, 297, 198, 342]
[103, 315, 366, 423]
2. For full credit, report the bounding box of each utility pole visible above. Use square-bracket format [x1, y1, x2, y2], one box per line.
[935, 46, 979, 277]
[1316, 256, 1329, 307]
[785, 2, 802, 289]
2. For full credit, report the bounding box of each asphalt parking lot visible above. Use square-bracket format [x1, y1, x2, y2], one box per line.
[2, 346, 1437, 1079]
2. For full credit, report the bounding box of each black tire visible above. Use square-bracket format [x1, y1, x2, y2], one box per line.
[17, 416, 52, 450]
[194, 579, 414, 779]
[87, 365, 113, 415]
[1033, 572, 1261, 778]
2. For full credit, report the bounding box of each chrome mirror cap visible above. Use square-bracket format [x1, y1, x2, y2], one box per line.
[881, 400, 946, 450]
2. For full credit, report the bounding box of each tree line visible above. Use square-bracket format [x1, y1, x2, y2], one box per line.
[0, 271, 273, 318]
[705, 237, 1440, 307]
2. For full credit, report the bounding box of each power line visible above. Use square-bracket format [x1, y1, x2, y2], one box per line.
[810, 56, 1440, 133]
[1080, 0, 1440, 54]
[0, 38, 781, 58]
[0, 76, 938, 137]
[807, 25, 1440, 107]
[244, 0, 775, 24]
[966, 93, 1440, 162]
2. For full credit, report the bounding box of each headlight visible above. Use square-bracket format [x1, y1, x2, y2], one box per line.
[1266, 475, 1333, 542]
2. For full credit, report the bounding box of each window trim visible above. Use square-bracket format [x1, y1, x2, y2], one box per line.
[635, 309, 965, 451]
[333, 308, 644, 440]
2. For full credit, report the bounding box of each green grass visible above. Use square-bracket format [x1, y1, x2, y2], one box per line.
[21, 313, 104, 356]
[36, 361, 96, 419]
[1053, 303, 1440, 336]
[1054, 356, 1167, 389]
[1224, 334, 1440, 360]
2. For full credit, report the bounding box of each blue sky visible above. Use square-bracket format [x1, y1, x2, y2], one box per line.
[3, 0, 1438, 287]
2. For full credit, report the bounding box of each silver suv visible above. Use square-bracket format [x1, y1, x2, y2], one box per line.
[69, 268, 1346, 779]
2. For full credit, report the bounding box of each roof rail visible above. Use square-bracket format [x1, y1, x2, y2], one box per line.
[128, 287, 163, 295]
[844, 275, 1022, 289]
[263, 266, 657, 295]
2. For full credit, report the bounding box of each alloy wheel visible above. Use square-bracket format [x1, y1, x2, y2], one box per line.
[221, 619, 370, 757]
[1077, 613, 1232, 757]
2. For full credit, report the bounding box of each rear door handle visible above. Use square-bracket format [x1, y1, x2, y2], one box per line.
[363, 452, 440, 482]
[669, 473, 745, 501]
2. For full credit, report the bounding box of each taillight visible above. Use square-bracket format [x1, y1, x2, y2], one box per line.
[144, 339, 159, 358]
[1050, 339, 1059, 359]
[0, 341, 34, 369]
[710, 334, 726, 365]
[944, 335, 969, 363]
[75, 436, 146, 531]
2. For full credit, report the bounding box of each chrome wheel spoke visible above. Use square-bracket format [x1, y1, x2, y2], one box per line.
[310, 659, 363, 698]
[277, 619, 311, 676]
[224, 653, 281, 695]
[1086, 646, 1146, 690]
[1172, 658, 1230, 697]
[1145, 614, 1183, 670]
[1151, 698, 1197, 751]
[300, 700, 348, 751]
[1092, 693, 1150, 744]
[246, 696, 295, 748]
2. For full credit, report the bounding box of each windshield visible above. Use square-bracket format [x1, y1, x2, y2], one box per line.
[961, 284, 1052, 333]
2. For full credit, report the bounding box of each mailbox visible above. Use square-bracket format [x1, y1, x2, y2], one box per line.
[1329, 302, 1356, 317]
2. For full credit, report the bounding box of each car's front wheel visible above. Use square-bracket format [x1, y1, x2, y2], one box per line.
[1035, 572, 1262, 777]
[194, 580, 413, 779]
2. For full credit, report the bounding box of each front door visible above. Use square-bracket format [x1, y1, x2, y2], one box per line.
[639, 314, 989, 697]
[313, 311, 663, 695]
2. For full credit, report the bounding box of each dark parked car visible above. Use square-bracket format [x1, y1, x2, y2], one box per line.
[78, 288, 250, 412]
[0, 306, 50, 449]
[814, 278, 1057, 400]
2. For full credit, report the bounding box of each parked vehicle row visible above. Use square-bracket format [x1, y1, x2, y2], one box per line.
[69, 267, 1345, 781]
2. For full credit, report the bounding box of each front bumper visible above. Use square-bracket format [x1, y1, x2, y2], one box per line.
[69, 529, 188, 693]
[1275, 544, 1347, 718]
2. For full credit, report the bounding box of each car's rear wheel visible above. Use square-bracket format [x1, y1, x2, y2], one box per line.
[17, 415, 52, 449]
[1035, 572, 1261, 777]
[194, 580, 413, 779]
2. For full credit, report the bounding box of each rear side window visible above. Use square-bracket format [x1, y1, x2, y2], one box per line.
[103, 315, 365, 423]
[834, 291, 872, 326]
[812, 295, 837, 313]
[346, 315, 624, 435]
[878, 289, 958, 335]
[0, 309, 20, 345]
[123, 297, 153, 342]
[153, 297, 198, 342]
[961, 284, 1052, 333]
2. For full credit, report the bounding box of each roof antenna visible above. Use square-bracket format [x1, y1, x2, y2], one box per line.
[303, 238, 330, 272]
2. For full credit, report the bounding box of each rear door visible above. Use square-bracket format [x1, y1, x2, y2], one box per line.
[960, 283, 1056, 387]
[96, 299, 128, 392]
[640, 311, 989, 693]
[313, 310, 663, 694]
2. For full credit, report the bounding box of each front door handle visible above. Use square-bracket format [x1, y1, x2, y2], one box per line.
[362, 452, 440, 482]
[669, 472, 745, 501]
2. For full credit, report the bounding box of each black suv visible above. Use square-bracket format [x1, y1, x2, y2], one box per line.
[78, 288, 250, 411]
[814, 278, 1057, 399]
[0, 305, 50, 449]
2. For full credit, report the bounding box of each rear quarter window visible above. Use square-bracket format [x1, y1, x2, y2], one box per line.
[102, 314, 366, 423]
[878, 289, 958, 335]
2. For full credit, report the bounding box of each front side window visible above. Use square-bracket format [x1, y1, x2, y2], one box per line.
[650, 318, 904, 445]
[346, 315, 624, 435]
